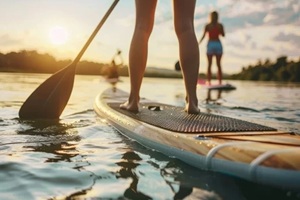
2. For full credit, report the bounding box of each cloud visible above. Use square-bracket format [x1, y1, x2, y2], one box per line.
[273, 32, 300, 47]
[262, 1, 300, 26]
[155, 12, 173, 26]
[0, 34, 21, 46]
[226, 40, 244, 49]
[214, 0, 300, 32]
[116, 14, 135, 28]
[261, 45, 273, 52]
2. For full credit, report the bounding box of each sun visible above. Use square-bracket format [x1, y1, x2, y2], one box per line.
[48, 26, 69, 45]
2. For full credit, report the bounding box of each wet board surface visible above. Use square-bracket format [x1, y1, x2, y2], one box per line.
[108, 102, 276, 133]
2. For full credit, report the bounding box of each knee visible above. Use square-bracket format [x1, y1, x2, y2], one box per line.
[174, 21, 194, 37]
[216, 60, 222, 67]
[135, 21, 154, 38]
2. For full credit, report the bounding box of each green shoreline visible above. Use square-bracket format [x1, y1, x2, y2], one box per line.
[1, 50, 299, 82]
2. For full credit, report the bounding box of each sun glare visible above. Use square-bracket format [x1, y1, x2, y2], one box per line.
[48, 26, 69, 45]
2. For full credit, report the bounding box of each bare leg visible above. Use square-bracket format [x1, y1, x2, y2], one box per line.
[120, 0, 157, 112]
[216, 54, 223, 85]
[173, 0, 199, 114]
[206, 54, 213, 85]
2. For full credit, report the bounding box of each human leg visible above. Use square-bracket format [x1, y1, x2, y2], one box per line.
[206, 54, 213, 85]
[173, 0, 199, 114]
[216, 54, 222, 85]
[120, 0, 157, 112]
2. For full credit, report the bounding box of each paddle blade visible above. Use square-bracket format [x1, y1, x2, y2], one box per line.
[19, 63, 76, 119]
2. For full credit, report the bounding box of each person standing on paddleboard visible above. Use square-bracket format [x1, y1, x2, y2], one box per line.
[199, 11, 225, 85]
[120, 0, 200, 114]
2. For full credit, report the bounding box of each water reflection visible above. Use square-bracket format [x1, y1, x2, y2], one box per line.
[18, 119, 75, 135]
[114, 136, 242, 200]
[17, 119, 81, 162]
[205, 89, 223, 104]
[0, 118, 96, 200]
[173, 88, 233, 107]
[116, 151, 152, 199]
[205, 89, 236, 105]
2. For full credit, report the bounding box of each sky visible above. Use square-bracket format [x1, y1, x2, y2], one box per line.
[0, 0, 299, 74]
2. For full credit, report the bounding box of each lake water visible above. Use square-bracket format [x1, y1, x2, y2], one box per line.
[0, 72, 299, 200]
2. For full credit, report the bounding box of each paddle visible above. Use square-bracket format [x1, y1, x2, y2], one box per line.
[19, 0, 119, 119]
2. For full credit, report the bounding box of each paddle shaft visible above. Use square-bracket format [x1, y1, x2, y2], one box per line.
[74, 0, 119, 64]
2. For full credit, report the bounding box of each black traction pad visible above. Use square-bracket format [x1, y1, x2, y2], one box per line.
[108, 103, 277, 133]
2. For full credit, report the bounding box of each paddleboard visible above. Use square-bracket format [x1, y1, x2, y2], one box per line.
[94, 88, 300, 190]
[205, 83, 236, 90]
[198, 79, 236, 90]
[101, 77, 122, 88]
[105, 77, 120, 84]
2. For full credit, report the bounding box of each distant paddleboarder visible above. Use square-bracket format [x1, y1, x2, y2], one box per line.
[199, 11, 225, 85]
[106, 49, 123, 78]
[105, 49, 123, 88]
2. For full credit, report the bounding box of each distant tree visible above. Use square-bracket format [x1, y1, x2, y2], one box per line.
[76, 61, 103, 75]
[286, 62, 300, 82]
[273, 56, 287, 71]
[0, 50, 111, 75]
[264, 58, 271, 65]
[0, 53, 6, 69]
[230, 55, 300, 82]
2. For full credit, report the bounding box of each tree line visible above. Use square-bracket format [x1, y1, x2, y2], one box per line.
[230, 56, 300, 82]
[0, 50, 129, 76]
[0, 50, 299, 82]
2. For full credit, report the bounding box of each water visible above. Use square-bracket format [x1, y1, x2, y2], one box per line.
[0, 72, 299, 200]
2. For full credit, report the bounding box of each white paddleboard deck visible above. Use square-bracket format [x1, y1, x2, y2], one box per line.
[94, 88, 300, 190]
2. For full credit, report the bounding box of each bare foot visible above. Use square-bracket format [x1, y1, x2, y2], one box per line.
[120, 101, 139, 113]
[185, 103, 200, 114]
[184, 96, 200, 114]
[185, 105, 200, 114]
